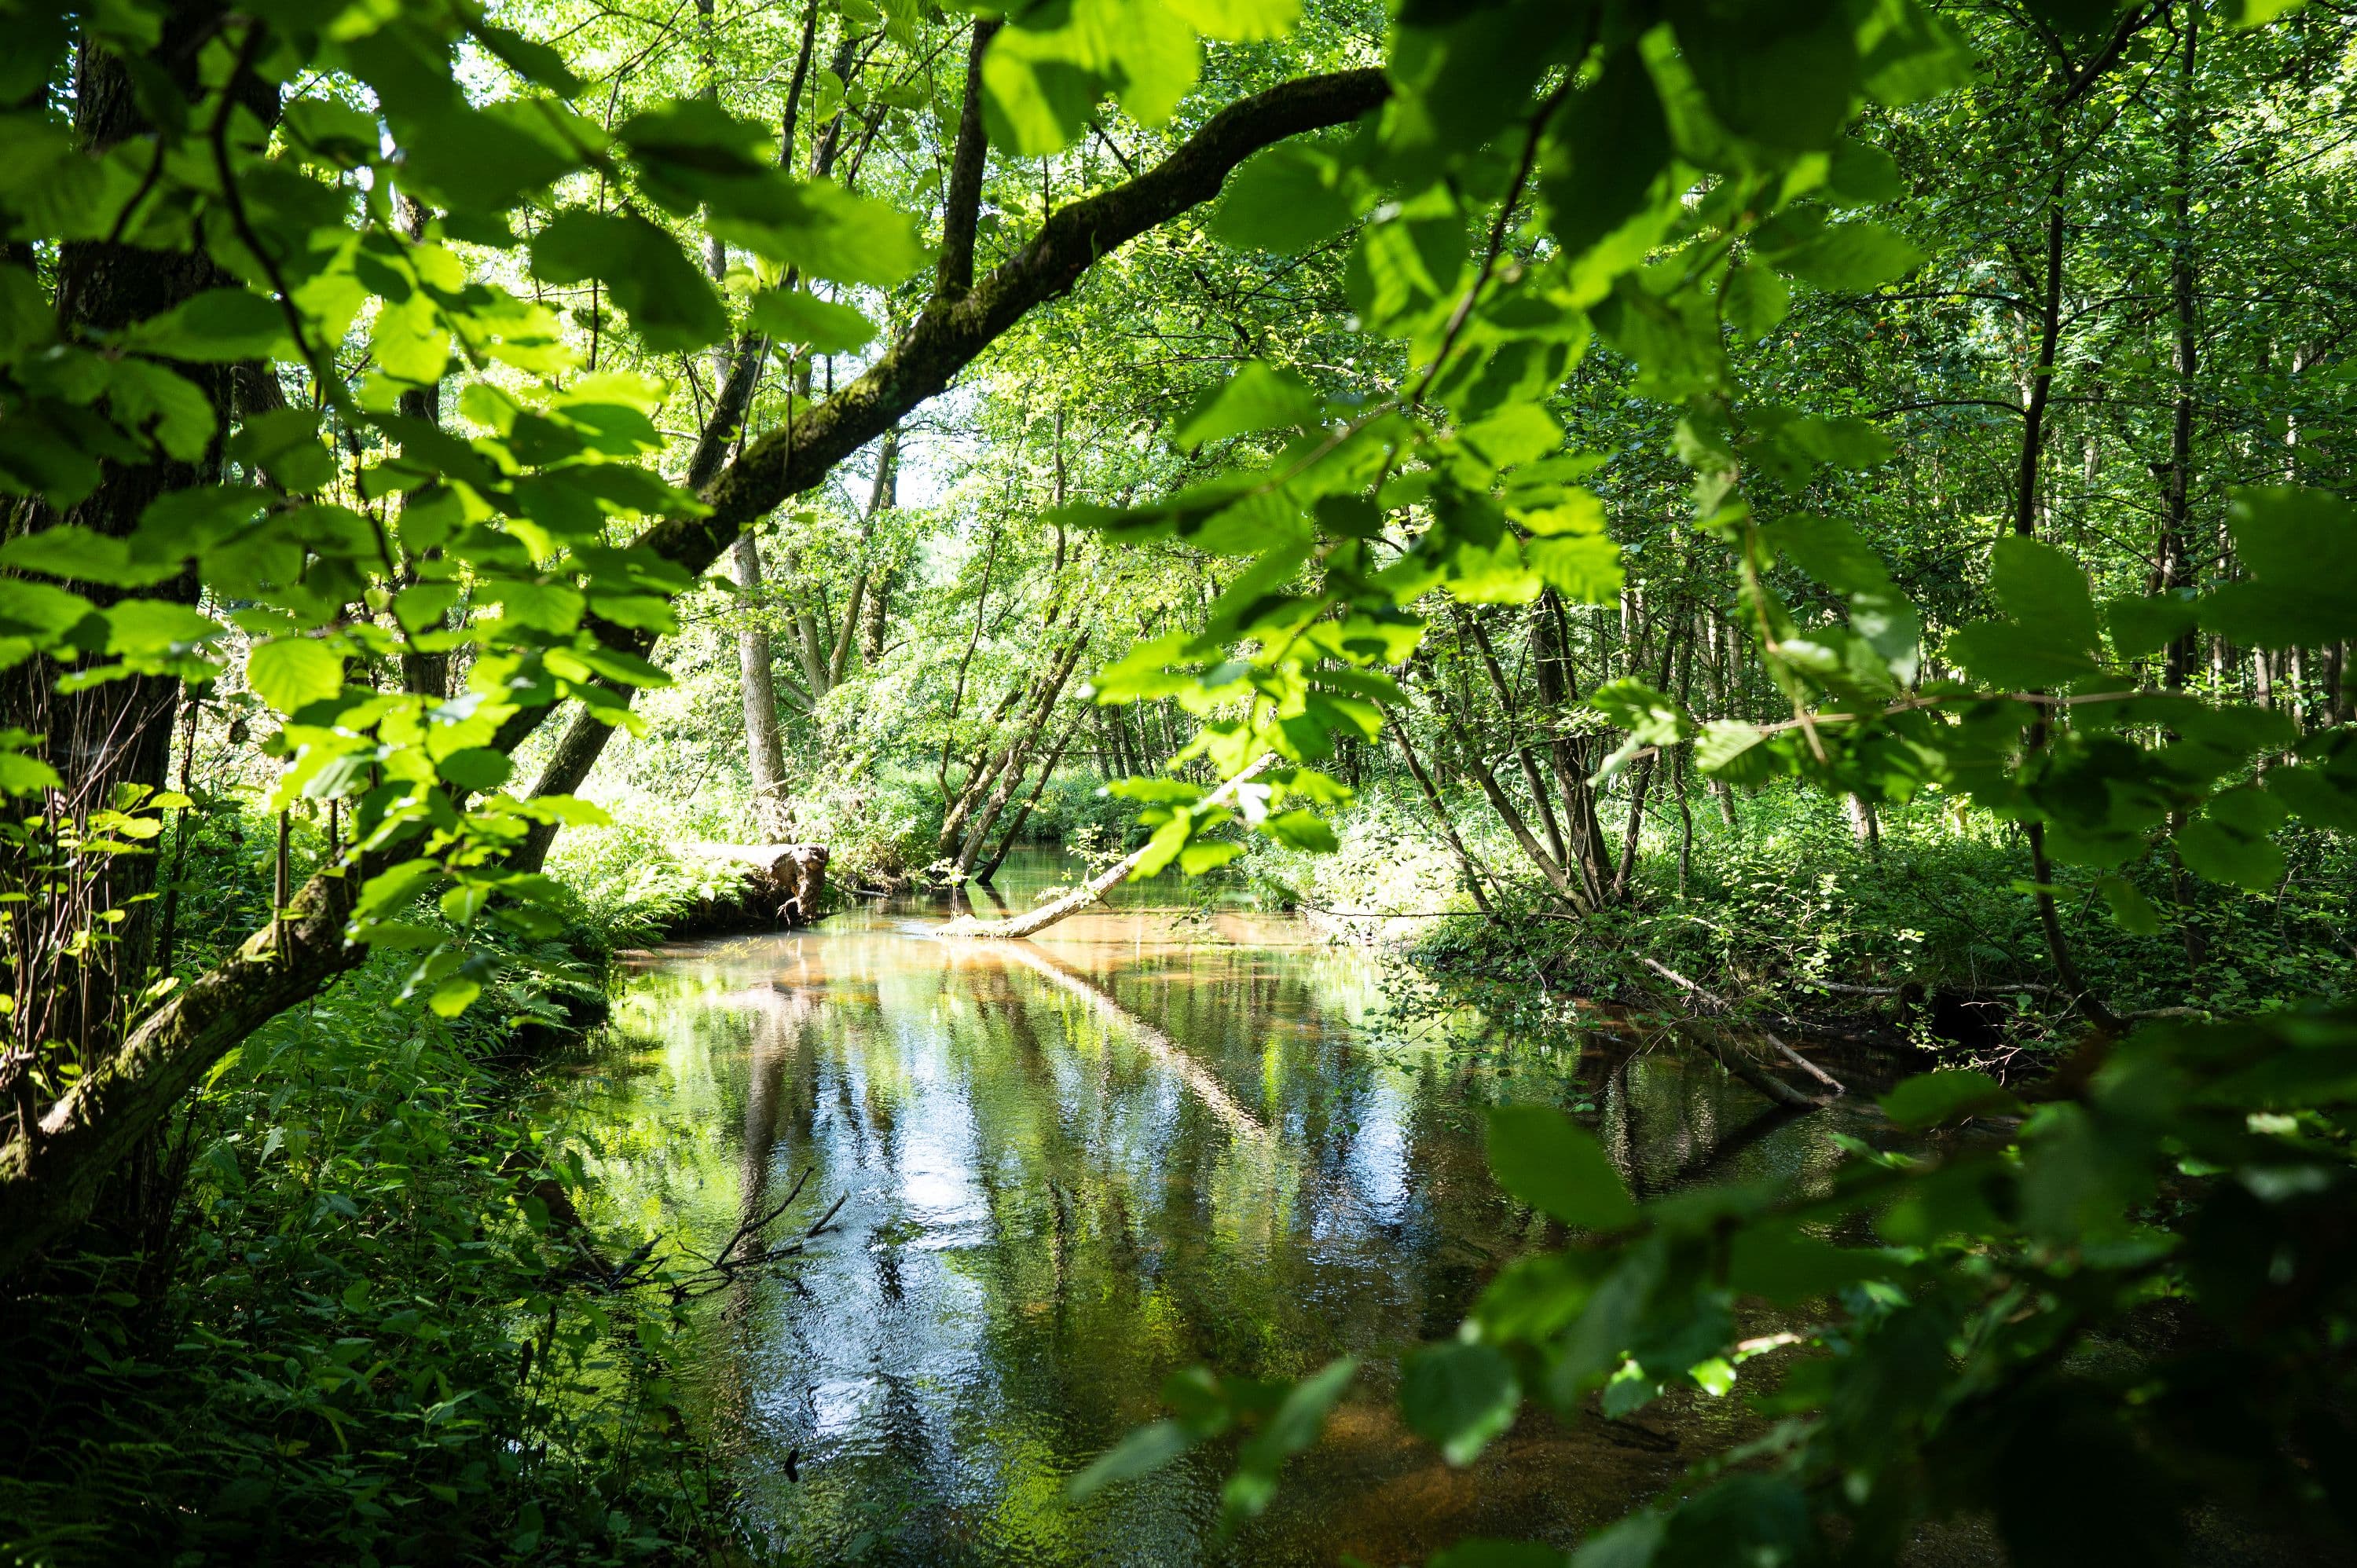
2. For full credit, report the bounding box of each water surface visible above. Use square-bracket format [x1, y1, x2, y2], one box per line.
[550, 852, 1853, 1566]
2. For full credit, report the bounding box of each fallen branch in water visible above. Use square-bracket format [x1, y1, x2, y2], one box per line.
[943, 753, 1277, 940]
[1637, 955, 1847, 1100]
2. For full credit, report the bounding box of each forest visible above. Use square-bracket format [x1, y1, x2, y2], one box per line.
[4, 0, 2357, 1562]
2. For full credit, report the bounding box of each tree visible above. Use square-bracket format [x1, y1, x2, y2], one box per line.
[0, 0, 1384, 1273]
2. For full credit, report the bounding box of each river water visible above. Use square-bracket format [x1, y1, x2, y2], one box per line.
[548, 852, 1856, 1566]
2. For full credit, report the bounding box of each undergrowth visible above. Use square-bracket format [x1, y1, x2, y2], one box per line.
[1246, 779, 2355, 1061]
[1, 808, 738, 1567]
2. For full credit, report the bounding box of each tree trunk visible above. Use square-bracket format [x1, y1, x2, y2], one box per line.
[1460, 609, 1568, 866]
[1534, 591, 1609, 903]
[2158, 0, 2200, 689]
[832, 427, 898, 686]
[731, 533, 794, 838]
[1, 24, 275, 1086]
[955, 636, 1090, 876]
[1413, 669, 1578, 903]
[1387, 711, 1493, 915]
[2013, 170, 2069, 539]
[977, 707, 1083, 883]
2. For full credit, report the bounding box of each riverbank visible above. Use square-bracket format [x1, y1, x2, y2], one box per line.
[1244, 780, 2356, 1079]
[0, 808, 746, 1567]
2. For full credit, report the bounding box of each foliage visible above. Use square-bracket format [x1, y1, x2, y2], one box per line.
[0, 962, 722, 1567]
[8, 0, 2357, 1559]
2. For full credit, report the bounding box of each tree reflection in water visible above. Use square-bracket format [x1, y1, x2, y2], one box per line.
[548, 851, 1857, 1567]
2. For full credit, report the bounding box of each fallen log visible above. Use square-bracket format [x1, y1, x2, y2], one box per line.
[668, 843, 830, 935]
[942, 753, 1275, 940]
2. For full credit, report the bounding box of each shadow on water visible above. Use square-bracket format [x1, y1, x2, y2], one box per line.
[547, 851, 1869, 1567]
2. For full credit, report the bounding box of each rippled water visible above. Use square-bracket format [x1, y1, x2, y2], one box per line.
[548, 852, 1857, 1566]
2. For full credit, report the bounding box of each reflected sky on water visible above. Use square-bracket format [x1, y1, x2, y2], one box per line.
[548, 852, 1854, 1567]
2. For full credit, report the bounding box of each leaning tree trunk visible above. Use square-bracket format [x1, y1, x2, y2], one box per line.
[957, 636, 1089, 877]
[976, 708, 1084, 884]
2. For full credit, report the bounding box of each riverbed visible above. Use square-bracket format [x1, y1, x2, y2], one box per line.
[545, 852, 1857, 1566]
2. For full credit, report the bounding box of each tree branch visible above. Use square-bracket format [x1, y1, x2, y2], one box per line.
[936, 18, 1000, 300]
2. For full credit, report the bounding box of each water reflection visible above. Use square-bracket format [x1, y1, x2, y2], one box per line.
[549, 853, 1856, 1566]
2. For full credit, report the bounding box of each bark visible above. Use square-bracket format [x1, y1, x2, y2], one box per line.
[1533, 591, 1608, 903]
[937, 20, 1002, 301]
[832, 427, 897, 687]
[0, 854, 368, 1277]
[1414, 670, 1578, 903]
[1845, 792, 1881, 850]
[0, 67, 1391, 1276]
[1612, 757, 1655, 900]
[1461, 610, 1568, 866]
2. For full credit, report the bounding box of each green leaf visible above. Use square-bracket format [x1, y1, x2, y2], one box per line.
[1538, 46, 1670, 262]
[2175, 786, 2289, 890]
[247, 637, 343, 716]
[1882, 1069, 2019, 1129]
[531, 211, 728, 353]
[2267, 763, 2357, 833]
[1166, 0, 1299, 39]
[1728, 1223, 1888, 1304]
[1720, 265, 1789, 343]
[2097, 874, 2162, 936]
[1486, 1105, 1638, 1229]
[438, 749, 513, 793]
[1945, 537, 2102, 688]
[1228, 1356, 1355, 1520]
[1399, 1341, 1520, 1466]
[1527, 533, 1623, 603]
[1771, 220, 1921, 291]
[0, 750, 64, 796]
[1433, 1542, 1571, 1568]
[1569, 1513, 1666, 1568]
[1263, 808, 1337, 852]
[114, 288, 288, 362]
[982, 0, 1201, 154]
[1695, 720, 1777, 785]
[1211, 145, 1356, 253]
[1667, 0, 1861, 150]
[1174, 362, 1323, 448]
[2105, 592, 2199, 661]
[428, 977, 482, 1017]
[1066, 1420, 1195, 1501]
[354, 859, 438, 921]
[0, 526, 183, 588]
[401, 98, 578, 213]
[2200, 487, 2357, 648]
[104, 600, 218, 663]
[747, 288, 875, 353]
[107, 361, 214, 462]
[1178, 839, 1245, 874]
[0, 264, 53, 365]
[229, 407, 335, 494]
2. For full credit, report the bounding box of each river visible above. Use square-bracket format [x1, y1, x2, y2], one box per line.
[545, 851, 1857, 1566]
